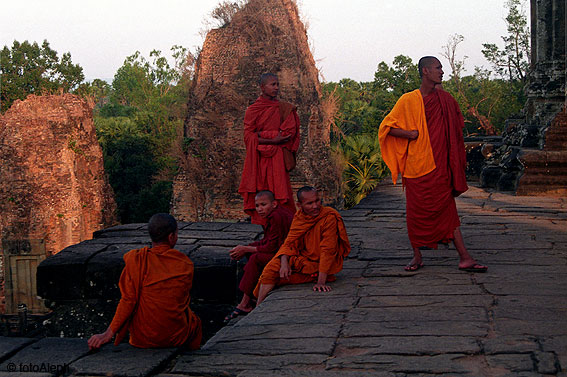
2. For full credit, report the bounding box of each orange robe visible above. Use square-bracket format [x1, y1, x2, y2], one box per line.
[109, 245, 202, 349]
[380, 89, 468, 249]
[238, 96, 300, 225]
[253, 207, 350, 296]
[378, 89, 436, 184]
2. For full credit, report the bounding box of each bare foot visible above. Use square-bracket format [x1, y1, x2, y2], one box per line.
[404, 257, 423, 271]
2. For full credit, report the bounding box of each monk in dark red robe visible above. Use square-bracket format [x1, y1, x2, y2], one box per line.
[88, 213, 202, 350]
[238, 73, 300, 225]
[225, 190, 294, 321]
[379, 56, 487, 273]
[254, 186, 351, 305]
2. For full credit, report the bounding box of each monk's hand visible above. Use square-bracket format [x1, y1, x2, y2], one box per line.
[279, 255, 291, 279]
[313, 283, 332, 292]
[88, 328, 114, 351]
[407, 130, 419, 140]
[229, 245, 247, 260]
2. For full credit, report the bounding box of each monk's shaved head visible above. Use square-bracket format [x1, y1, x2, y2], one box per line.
[148, 213, 178, 243]
[258, 72, 278, 86]
[297, 186, 317, 202]
[418, 56, 439, 78]
[256, 190, 275, 202]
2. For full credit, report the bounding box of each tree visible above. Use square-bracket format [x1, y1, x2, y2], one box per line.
[95, 46, 192, 223]
[482, 0, 530, 81]
[0, 40, 84, 112]
[442, 34, 498, 135]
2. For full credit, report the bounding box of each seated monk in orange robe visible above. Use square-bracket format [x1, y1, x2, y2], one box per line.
[238, 72, 300, 225]
[87, 213, 202, 350]
[378, 56, 487, 273]
[254, 186, 351, 305]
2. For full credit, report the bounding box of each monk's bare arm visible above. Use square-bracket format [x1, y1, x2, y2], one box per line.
[388, 128, 419, 140]
[279, 255, 291, 279]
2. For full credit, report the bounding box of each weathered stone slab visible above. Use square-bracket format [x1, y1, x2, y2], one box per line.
[335, 336, 480, 356]
[492, 306, 567, 321]
[0, 338, 89, 373]
[224, 223, 263, 233]
[325, 354, 471, 374]
[486, 354, 534, 372]
[0, 337, 37, 362]
[342, 321, 488, 337]
[346, 307, 487, 322]
[205, 323, 342, 343]
[482, 281, 567, 295]
[481, 336, 539, 354]
[179, 230, 257, 240]
[68, 343, 176, 377]
[251, 296, 357, 314]
[171, 353, 328, 375]
[497, 295, 567, 308]
[205, 337, 335, 355]
[185, 222, 232, 231]
[234, 310, 344, 326]
[358, 295, 493, 308]
[358, 283, 484, 296]
[495, 319, 567, 336]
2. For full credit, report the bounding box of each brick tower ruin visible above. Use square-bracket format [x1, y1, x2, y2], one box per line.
[0, 94, 117, 313]
[172, 0, 342, 221]
[480, 0, 566, 195]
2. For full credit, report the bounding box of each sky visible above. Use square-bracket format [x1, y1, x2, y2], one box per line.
[0, 0, 516, 83]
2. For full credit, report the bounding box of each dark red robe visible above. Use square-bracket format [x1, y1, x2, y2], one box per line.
[238, 205, 294, 296]
[403, 89, 468, 249]
[238, 96, 300, 225]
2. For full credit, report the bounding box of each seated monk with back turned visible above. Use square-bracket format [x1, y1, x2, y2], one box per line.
[88, 213, 202, 350]
[225, 190, 294, 321]
[254, 186, 351, 305]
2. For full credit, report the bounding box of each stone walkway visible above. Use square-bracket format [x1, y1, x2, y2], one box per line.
[1, 182, 566, 376]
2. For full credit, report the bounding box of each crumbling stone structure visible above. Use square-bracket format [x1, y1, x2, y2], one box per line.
[0, 94, 117, 313]
[172, 0, 342, 221]
[480, 0, 566, 195]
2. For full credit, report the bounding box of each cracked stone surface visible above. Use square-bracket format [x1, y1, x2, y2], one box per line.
[4, 182, 566, 376]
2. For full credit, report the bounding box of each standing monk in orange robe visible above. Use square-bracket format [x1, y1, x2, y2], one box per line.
[254, 186, 351, 305]
[238, 73, 300, 225]
[87, 213, 202, 350]
[379, 56, 487, 273]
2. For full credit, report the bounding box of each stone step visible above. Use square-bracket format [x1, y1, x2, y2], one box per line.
[517, 149, 567, 196]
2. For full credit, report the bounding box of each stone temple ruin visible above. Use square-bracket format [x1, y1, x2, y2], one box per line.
[172, 0, 342, 222]
[480, 0, 566, 196]
[0, 94, 117, 314]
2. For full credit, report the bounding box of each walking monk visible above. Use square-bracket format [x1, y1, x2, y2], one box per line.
[254, 186, 350, 305]
[225, 190, 294, 321]
[378, 56, 487, 273]
[88, 213, 202, 350]
[238, 73, 300, 225]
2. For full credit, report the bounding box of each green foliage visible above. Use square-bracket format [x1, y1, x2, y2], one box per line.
[94, 47, 192, 223]
[0, 40, 84, 112]
[482, 0, 530, 81]
[339, 134, 388, 208]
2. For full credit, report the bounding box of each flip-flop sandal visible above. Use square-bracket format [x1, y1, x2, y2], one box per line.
[224, 307, 249, 322]
[404, 262, 424, 271]
[459, 264, 488, 273]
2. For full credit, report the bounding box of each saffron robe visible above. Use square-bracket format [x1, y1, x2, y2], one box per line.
[109, 245, 202, 349]
[253, 206, 351, 296]
[380, 88, 468, 249]
[238, 96, 300, 225]
[239, 205, 294, 296]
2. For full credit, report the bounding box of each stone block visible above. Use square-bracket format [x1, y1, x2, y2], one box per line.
[68, 343, 177, 377]
[335, 336, 480, 356]
[0, 337, 37, 362]
[342, 321, 488, 337]
[0, 338, 89, 374]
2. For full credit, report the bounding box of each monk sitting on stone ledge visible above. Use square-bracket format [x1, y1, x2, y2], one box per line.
[225, 190, 294, 321]
[88, 213, 202, 350]
[253, 186, 351, 305]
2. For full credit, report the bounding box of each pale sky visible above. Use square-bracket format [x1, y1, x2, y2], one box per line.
[1, 0, 517, 83]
